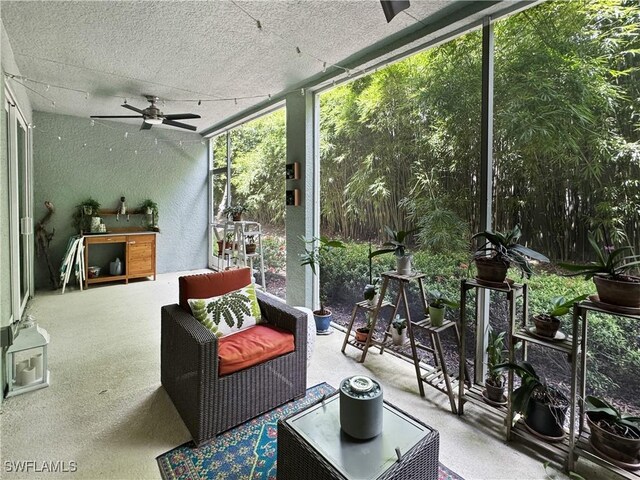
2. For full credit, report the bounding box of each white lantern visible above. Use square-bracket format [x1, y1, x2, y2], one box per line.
[5, 315, 50, 397]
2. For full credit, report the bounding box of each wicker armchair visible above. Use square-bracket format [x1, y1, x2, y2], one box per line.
[161, 269, 307, 445]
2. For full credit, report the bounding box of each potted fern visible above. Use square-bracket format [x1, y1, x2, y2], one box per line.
[300, 236, 345, 334]
[560, 232, 640, 309]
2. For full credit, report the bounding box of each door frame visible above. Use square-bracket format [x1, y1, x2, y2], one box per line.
[4, 82, 33, 322]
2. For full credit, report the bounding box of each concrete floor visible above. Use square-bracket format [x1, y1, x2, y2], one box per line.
[0, 270, 618, 479]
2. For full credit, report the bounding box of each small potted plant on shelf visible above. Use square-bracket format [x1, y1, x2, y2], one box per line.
[369, 226, 417, 276]
[484, 327, 508, 405]
[494, 360, 569, 440]
[223, 204, 248, 222]
[300, 236, 345, 334]
[390, 315, 407, 346]
[355, 312, 373, 343]
[559, 231, 640, 309]
[427, 290, 459, 327]
[139, 199, 159, 230]
[585, 395, 640, 468]
[139, 199, 158, 216]
[472, 225, 549, 283]
[79, 198, 101, 216]
[245, 235, 256, 254]
[531, 293, 589, 339]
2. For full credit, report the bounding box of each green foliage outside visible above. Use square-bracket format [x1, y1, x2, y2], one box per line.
[318, 0, 640, 259]
[320, 242, 639, 405]
[208, 0, 640, 408]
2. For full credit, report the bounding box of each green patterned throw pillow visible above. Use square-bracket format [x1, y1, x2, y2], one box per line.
[188, 284, 262, 337]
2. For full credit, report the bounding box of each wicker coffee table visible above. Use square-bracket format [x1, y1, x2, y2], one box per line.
[277, 392, 439, 480]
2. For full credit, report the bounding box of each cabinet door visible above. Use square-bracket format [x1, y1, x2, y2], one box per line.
[127, 235, 155, 277]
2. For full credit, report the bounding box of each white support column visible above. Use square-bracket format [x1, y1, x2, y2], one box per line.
[285, 91, 316, 308]
[476, 16, 494, 384]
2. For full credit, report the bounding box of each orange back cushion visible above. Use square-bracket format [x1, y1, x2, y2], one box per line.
[179, 268, 252, 311]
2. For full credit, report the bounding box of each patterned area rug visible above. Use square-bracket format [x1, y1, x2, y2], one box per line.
[157, 382, 463, 480]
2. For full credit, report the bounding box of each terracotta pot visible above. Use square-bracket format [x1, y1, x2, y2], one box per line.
[594, 275, 640, 308]
[588, 415, 640, 465]
[355, 327, 370, 343]
[475, 256, 509, 283]
[217, 240, 224, 256]
[532, 314, 560, 338]
[232, 213, 242, 222]
[245, 243, 256, 254]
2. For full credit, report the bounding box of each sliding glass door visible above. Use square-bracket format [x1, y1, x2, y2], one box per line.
[5, 85, 32, 321]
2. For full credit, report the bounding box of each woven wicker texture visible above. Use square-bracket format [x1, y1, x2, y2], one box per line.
[161, 288, 307, 446]
[277, 395, 440, 480]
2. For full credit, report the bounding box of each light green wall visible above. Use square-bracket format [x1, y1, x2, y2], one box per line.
[285, 92, 315, 308]
[32, 111, 208, 289]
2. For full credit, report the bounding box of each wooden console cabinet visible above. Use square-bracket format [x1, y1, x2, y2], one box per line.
[83, 232, 157, 288]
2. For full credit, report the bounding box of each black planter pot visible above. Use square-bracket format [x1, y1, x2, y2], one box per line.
[525, 391, 569, 438]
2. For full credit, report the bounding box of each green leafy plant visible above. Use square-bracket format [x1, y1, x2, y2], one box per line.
[72, 197, 102, 231]
[300, 236, 345, 314]
[369, 227, 417, 258]
[139, 199, 158, 217]
[427, 289, 459, 309]
[363, 278, 380, 301]
[494, 361, 566, 419]
[585, 396, 640, 439]
[559, 232, 640, 280]
[222, 204, 248, 219]
[392, 315, 407, 334]
[540, 294, 590, 318]
[79, 197, 101, 215]
[472, 225, 550, 278]
[486, 328, 508, 387]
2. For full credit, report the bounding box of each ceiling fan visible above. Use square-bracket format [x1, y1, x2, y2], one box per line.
[90, 95, 200, 131]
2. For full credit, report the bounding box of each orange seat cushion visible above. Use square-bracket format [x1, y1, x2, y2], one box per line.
[218, 325, 295, 376]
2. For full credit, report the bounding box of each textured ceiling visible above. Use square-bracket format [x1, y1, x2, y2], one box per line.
[1, 1, 515, 134]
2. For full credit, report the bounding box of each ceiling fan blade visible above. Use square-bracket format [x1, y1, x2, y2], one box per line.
[162, 118, 197, 131]
[163, 113, 201, 120]
[380, 0, 410, 22]
[90, 115, 143, 118]
[140, 121, 153, 131]
[122, 104, 145, 114]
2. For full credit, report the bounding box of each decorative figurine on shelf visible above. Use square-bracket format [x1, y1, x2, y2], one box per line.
[119, 196, 127, 215]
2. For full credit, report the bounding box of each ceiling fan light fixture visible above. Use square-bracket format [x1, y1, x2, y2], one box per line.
[144, 117, 163, 125]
